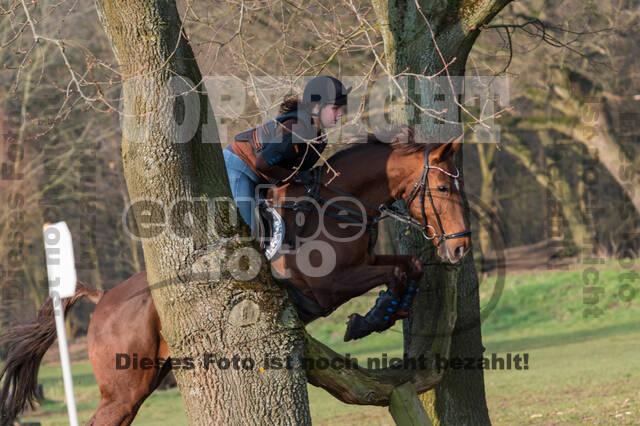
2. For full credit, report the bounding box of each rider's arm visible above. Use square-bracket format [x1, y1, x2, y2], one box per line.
[255, 157, 296, 184]
[254, 119, 300, 184]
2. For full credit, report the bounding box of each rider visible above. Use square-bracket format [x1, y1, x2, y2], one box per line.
[223, 76, 351, 232]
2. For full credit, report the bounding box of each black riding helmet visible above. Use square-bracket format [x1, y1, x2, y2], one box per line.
[302, 76, 351, 118]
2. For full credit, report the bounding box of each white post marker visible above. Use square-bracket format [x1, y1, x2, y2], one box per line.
[43, 221, 79, 426]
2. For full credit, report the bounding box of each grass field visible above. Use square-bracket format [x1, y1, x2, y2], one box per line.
[18, 263, 640, 425]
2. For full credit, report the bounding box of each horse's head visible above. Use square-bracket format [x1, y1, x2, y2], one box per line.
[400, 135, 471, 264]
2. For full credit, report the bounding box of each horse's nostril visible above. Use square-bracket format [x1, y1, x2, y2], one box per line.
[454, 244, 465, 259]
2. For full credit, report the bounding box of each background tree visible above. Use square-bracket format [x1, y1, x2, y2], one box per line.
[368, 1, 515, 423]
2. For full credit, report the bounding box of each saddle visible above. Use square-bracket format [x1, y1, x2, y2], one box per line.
[253, 186, 338, 322]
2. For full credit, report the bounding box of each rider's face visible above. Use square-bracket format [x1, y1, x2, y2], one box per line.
[315, 104, 344, 128]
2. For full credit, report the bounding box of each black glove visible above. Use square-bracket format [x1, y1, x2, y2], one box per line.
[292, 169, 315, 185]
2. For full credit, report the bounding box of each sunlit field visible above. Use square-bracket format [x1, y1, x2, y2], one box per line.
[18, 264, 640, 425]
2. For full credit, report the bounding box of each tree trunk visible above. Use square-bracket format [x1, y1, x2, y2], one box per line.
[476, 143, 496, 255]
[94, 0, 311, 423]
[521, 81, 640, 217]
[501, 134, 591, 252]
[586, 110, 640, 216]
[372, 0, 513, 423]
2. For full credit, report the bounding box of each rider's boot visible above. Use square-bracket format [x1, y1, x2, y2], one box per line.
[343, 281, 418, 342]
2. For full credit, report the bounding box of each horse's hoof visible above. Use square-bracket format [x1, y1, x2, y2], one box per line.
[344, 313, 374, 342]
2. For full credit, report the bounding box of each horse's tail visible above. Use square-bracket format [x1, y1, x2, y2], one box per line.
[0, 281, 103, 423]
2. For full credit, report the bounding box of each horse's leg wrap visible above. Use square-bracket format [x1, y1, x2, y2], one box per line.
[343, 281, 419, 341]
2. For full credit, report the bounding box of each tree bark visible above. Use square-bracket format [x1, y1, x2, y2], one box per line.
[94, 0, 311, 423]
[372, 0, 514, 423]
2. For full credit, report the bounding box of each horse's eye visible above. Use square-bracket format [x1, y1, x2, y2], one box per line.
[437, 185, 448, 193]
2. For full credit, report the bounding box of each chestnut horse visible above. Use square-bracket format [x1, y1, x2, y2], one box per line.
[0, 135, 470, 425]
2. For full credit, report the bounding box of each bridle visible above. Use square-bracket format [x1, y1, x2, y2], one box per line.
[401, 148, 472, 244]
[269, 147, 471, 244]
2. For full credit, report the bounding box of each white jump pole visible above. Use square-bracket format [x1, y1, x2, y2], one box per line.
[43, 221, 79, 426]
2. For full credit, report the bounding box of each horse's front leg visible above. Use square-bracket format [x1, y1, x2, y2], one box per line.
[372, 254, 423, 307]
[311, 265, 408, 310]
[342, 255, 423, 342]
[372, 254, 424, 281]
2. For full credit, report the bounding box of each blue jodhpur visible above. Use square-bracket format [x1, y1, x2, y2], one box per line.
[223, 146, 268, 233]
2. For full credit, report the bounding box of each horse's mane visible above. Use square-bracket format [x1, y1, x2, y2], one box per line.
[276, 94, 430, 159]
[327, 128, 431, 163]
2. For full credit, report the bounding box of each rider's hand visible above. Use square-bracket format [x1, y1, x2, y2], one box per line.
[292, 169, 314, 185]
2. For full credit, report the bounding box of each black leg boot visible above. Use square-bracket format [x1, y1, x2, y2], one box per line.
[343, 282, 418, 342]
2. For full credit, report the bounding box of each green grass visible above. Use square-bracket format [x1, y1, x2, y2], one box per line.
[485, 333, 640, 425]
[18, 264, 640, 425]
[480, 266, 640, 350]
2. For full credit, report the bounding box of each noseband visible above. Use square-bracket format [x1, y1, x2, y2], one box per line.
[403, 148, 472, 244]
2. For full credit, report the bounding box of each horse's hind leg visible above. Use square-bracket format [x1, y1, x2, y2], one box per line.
[87, 358, 172, 426]
[87, 396, 141, 426]
[85, 273, 170, 425]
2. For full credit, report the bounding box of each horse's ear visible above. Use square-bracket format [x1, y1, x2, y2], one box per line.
[450, 133, 463, 153]
[431, 133, 463, 161]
